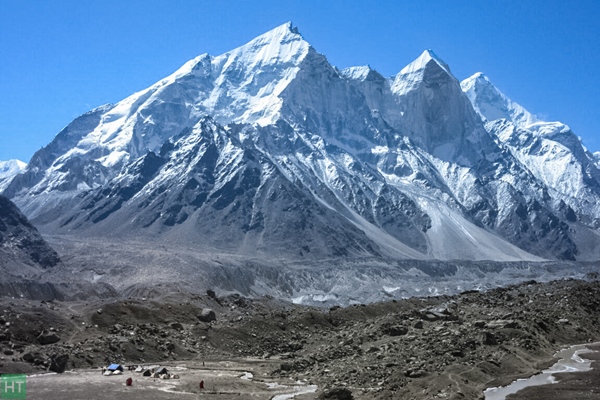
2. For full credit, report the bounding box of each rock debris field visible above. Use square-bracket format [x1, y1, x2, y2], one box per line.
[1, 279, 600, 399]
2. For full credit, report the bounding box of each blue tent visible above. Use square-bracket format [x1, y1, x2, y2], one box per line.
[107, 364, 123, 371]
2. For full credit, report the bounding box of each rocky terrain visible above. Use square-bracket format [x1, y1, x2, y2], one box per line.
[0, 196, 116, 302]
[1, 278, 600, 399]
[0, 195, 66, 300]
[0, 195, 60, 272]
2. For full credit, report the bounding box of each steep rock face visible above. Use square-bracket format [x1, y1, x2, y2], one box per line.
[4, 23, 599, 261]
[0, 195, 60, 273]
[48, 118, 384, 259]
[390, 50, 497, 164]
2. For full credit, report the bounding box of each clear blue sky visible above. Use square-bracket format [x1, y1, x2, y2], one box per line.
[1, 0, 599, 162]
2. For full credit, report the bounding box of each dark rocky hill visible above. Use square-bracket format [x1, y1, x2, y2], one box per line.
[0, 195, 60, 273]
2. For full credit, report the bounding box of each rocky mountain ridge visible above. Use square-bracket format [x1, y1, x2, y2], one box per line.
[0, 195, 60, 273]
[4, 22, 600, 265]
[0, 195, 64, 299]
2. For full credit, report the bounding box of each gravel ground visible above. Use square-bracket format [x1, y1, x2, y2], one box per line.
[2, 279, 600, 399]
[21, 360, 317, 400]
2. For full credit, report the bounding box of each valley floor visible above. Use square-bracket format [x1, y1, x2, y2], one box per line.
[22, 359, 317, 400]
[1, 279, 600, 399]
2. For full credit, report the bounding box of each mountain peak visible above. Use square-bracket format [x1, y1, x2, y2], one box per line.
[391, 49, 455, 96]
[0, 159, 27, 193]
[257, 21, 303, 41]
[461, 73, 538, 127]
[399, 49, 452, 76]
[237, 22, 307, 54]
[287, 21, 301, 35]
[210, 21, 310, 75]
[0, 159, 27, 173]
[460, 72, 491, 93]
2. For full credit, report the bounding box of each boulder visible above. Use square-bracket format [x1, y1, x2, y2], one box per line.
[473, 320, 486, 328]
[38, 332, 60, 345]
[197, 309, 216, 323]
[280, 363, 293, 371]
[385, 325, 408, 336]
[482, 331, 497, 345]
[170, 322, 184, 330]
[404, 369, 424, 378]
[49, 354, 69, 373]
[317, 388, 354, 399]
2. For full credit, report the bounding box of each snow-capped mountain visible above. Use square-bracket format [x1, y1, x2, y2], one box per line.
[5, 22, 600, 263]
[461, 73, 600, 236]
[0, 159, 26, 192]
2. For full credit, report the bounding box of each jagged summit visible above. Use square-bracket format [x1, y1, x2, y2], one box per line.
[215, 21, 308, 68]
[459, 72, 487, 95]
[341, 65, 373, 81]
[400, 49, 452, 76]
[461, 72, 538, 128]
[152, 22, 306, 94]
[391, 49, 455, 96]
[461, 71, 485, 83]
[340, 65, 389, 87]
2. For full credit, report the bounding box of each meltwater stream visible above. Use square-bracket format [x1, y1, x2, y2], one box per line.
[484, 343, 597, 399]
